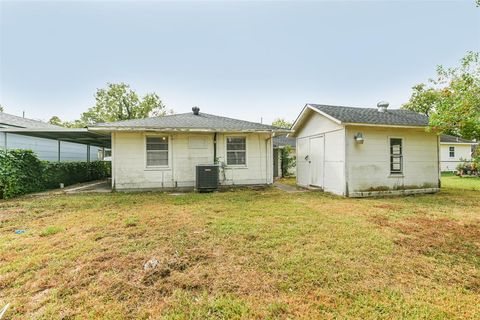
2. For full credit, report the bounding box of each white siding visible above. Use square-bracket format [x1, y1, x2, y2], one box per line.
[346, 126, 439, 195]
[439, 144, 473, 172]
[294, 110, 346, 195]
[112, 131, 273, 190]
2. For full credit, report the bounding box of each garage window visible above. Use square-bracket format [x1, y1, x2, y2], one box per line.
[146, 136, 168, 167]
[390, 138, 403, 174]
[226, 137, 246, 165]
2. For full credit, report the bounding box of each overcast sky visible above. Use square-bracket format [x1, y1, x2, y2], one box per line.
[1, 0, 479, 124]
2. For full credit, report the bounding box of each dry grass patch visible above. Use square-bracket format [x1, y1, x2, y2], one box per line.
[0, 186, 479, 319]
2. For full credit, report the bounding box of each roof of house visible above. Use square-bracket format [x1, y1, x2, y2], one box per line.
[440, 134, 476, 144]
[89, 112, 289, 133]
[307, 104, 429, 127]
[0, 112, 60, 129]
[273, 136, 296, 148]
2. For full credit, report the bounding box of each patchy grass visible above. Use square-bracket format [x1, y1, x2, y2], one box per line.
[40, 226, 63, 237]
[275, 177, 297, 187]
[442, 173, 480, 191]
[0, 183, 479, 319]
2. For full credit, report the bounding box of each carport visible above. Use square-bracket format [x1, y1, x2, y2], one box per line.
[0, 128, 111, 162]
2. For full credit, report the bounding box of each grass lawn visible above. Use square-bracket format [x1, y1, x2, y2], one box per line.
[442, 172, 480, 191]
[0, 181, 479, 319]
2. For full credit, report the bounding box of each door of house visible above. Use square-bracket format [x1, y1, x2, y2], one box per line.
[309, 136, 324, 188]
[296, 137, 310, 186]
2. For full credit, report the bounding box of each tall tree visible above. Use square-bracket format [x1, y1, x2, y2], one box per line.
[402, 51, 480, 140]
[80, 82, 168, 125]
[272, 118, 293, 129]
[0, 104, 4, 112]
[49, 83, 170, 127]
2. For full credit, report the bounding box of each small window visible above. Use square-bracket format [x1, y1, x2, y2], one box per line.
[226, 137, 246, 165]
[146, 136, 168, 167]
[390, 138, 403, 174]
[449, 146, 455, 158]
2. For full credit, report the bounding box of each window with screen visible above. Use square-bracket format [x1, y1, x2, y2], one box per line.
[146, 136, 168, 167]
[449, 146, 455, 158]
[390, 138, 403, 174]
[226, 137, 246, 165]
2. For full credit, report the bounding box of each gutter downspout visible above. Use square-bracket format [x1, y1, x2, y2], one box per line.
[266, 134, 273, 184]
[213, 132, 217, 163]
[437, 135, 441, 189]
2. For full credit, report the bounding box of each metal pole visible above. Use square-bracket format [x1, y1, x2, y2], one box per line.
[57, 140, 61, 162]
[87, 145, 91, 163]
[3, 132, 7, 150]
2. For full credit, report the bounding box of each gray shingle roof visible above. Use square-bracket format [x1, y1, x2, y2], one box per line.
[0, 112, 60, 129]
[308, 104, 429, 127]
[273, 136, 296, 148]
[90, 112, 288, 132]
[440, 134, 476, 144]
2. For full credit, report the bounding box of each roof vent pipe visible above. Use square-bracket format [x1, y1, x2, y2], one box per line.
[192, 106, 200, 115]
[377, 101, 389, 113]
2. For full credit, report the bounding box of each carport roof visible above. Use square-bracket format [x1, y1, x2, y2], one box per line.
[0, 128, 111, 148]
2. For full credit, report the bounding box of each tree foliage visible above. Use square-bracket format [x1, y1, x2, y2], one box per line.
[49, 83, 170, 127]
[402, 51, 480, 140]
[0, 104, 4, 112]
[272, 118, 293, 129]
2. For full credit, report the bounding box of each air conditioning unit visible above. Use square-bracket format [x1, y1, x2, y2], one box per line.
[196, 164, 219, 192]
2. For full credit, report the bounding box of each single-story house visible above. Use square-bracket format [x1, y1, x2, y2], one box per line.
[439, 134, 477, 172]
[88, 108, 289, 191]
[290, 102, 440, 197]
[0, 112, 104, 161]
[273, 136, 296, 178]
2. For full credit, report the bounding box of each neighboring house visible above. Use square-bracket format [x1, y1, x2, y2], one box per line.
[0, 112, 102, 161]
[273, 136, 296, 178]
[439, 134, 477, 172]
[88, 108, 289, 190]
[290, 102, 440, 197]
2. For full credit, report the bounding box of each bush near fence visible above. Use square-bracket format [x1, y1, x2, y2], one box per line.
[0, 149, 111, 199]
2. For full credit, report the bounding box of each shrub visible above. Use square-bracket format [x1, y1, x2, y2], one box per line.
[0, 149, 111, 199]
[0, 150, 44, 199]
[280, 145, 296, 177]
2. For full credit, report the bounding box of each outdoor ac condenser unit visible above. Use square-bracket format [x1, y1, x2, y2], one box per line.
[196, 164, 219, 192]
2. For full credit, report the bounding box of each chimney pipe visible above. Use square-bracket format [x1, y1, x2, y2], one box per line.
[192, 106, 200, 115]
[377, 101, 389, 113]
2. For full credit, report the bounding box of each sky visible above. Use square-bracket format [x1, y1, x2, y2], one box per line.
[0, 0, 479, 125]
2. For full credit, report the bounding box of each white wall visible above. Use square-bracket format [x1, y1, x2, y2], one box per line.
[0, 132, 101, 161]
[440, 143, 473, 171]
[112, 131, 273, 190]
[346, 126, 439, 196]
[294, 110, 346, 195]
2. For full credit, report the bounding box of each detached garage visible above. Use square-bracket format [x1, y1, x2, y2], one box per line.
[290, 102, 440, 197]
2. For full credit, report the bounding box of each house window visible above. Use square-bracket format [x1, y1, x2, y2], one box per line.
[146, 136, 168, 167]
[449, 146, 455, 158]
[390, 138, 403, 174]
[226, 137, 246, 165]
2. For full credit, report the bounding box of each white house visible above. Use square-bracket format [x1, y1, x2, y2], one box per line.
[439, 134, 477, 172]
[290, 102, 440, 197]
[88, 108, 289, 191]
[0, 112, 103, 161]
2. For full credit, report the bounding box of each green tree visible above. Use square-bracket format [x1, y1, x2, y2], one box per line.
[272, 118, 293, 129]
[48, 116, 63, 126]
[402, 51, 480, 140]
[80, 82, 168, 125]
[0, 104, 4, 112]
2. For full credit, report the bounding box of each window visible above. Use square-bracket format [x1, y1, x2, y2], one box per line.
[146, 136, 168, 167]
[449, 146, 455, 158]
[226, 137, 246, 165]
[390, 138, 403, 174]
